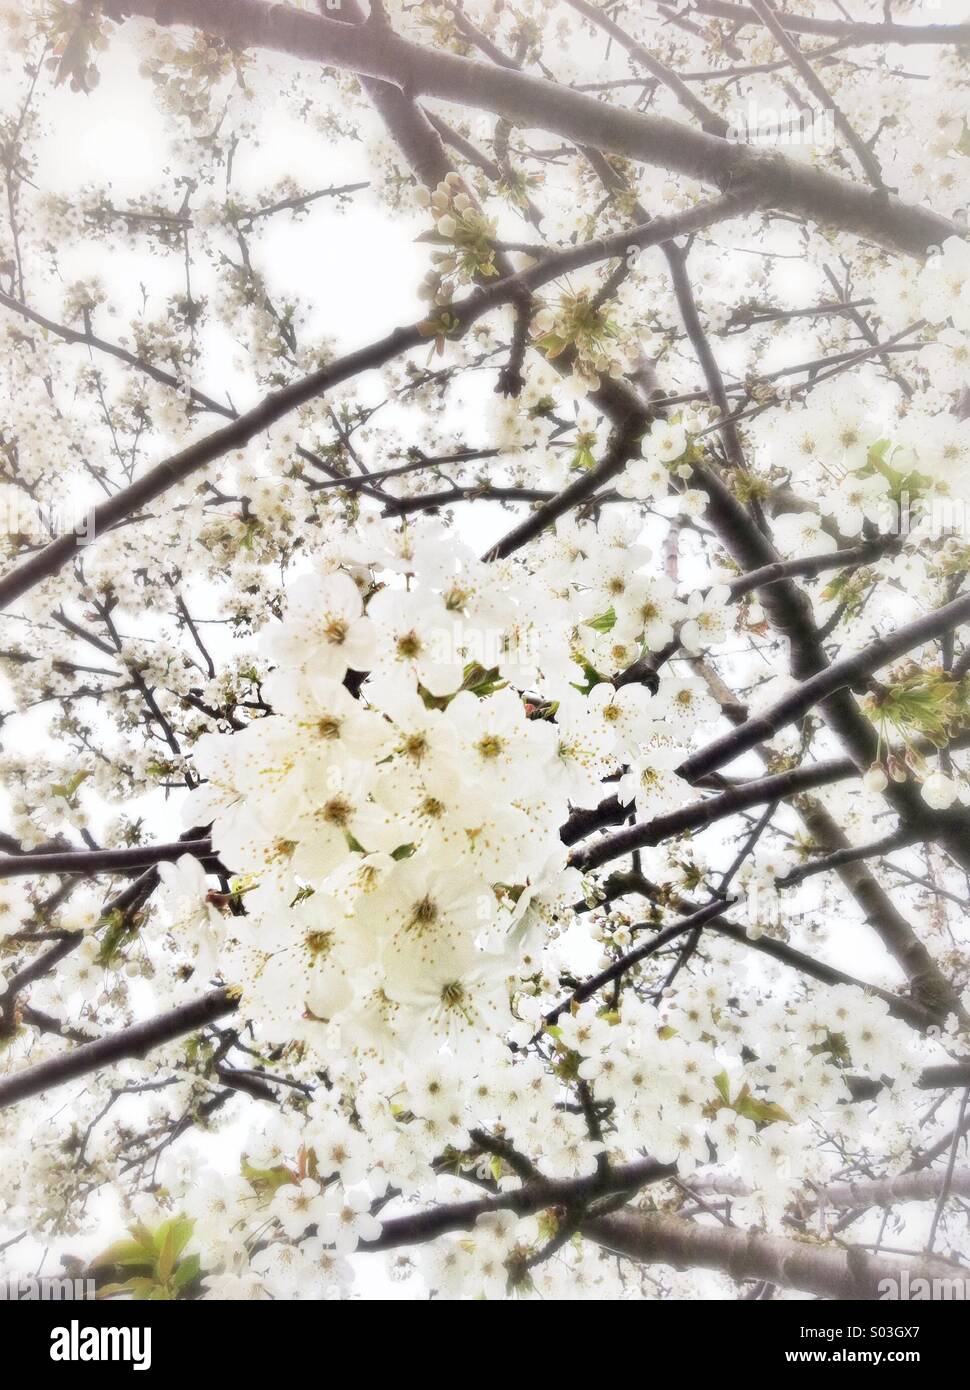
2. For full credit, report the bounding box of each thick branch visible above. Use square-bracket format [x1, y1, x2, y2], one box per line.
[362, 1155, 674, 1251]
[662, 2, 970, 46]
[102, 0, 960, 255]
[584, 1208, 963, 1299]
[811, 1171, 970, 1211]
[0, 988, 237, 1110]
[568, 761, 854, 870]
[691, 662, 963, 1012]
[0, 839, 216, 880]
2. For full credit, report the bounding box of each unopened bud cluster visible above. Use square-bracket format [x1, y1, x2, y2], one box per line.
[415, 175, 498, 302]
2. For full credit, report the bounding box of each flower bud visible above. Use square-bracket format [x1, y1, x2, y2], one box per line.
[863, 762, 888, 793]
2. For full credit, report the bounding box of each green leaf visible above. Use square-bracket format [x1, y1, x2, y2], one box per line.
[123, 1276, 158, 1300]
[155, 1224, 177, 1283]
[242, 1158, 295, 1193]
[155, 1215, 194, 1279]
[51, 769, 92, 803]
[173, 1253, 201, 1291]
[96, 908, 136, 967]
[585, 607, 616, 634]
[461, 662, 505, 697]
[570, 658, 608, 695]
[90, 1239, 154, 1271]
[735, 1092, 792, 1125]
[535, 332, 568, 359]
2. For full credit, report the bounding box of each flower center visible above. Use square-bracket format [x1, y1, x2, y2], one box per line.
[441, 981, 465, 1008]
[403, 732, 428, 761]
[321, 796, 352, 827]
[407, 895, 439, 932]
[304, 930, 333, 962]
[396, 630, 423, 659]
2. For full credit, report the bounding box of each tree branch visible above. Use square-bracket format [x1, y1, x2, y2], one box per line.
[0, 838, 217, 879]
[584, 1207, 963, 1299]
[678, 589, 970, 783]
[101, 0, 960, 255]
[0, 988, 238, 1110]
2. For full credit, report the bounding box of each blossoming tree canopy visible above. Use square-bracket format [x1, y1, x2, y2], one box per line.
[1, 0, 970, 1303]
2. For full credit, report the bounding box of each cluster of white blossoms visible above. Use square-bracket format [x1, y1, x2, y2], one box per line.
[175, 515, 729, 1063]
[77, 948, 921, 1301]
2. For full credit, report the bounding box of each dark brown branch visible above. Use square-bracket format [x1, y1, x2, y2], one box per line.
[692, 662, 962, 1014]
[778, 827, 928, 888]
[725, 535, 901, 599]
[0, 838, 216, 879]
[483, 403, 649, 561]
[542, 898, 734, 1028]
[678, 589, 970, 783]
[568, 761, 855, 870]
[0, 988, 237, 1110]
[361, 1155, 674, 1250]
[710, 924, 935, 1029]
